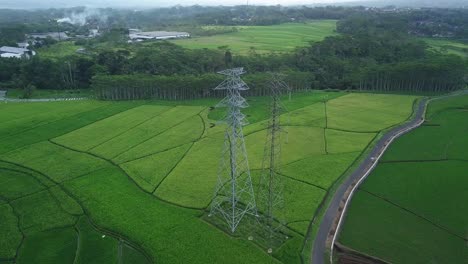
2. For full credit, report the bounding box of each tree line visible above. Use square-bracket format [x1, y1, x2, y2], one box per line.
[0, 11, 466, 99]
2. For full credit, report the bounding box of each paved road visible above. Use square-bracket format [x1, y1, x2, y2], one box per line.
[311, 98, 429, 264]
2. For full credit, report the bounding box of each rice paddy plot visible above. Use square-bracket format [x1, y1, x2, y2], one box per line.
[339, 191, 466, 264]
[75, 216, 148, 264]
[0, 168, 45, 199]
[426, 94, 468, 118]
[0, 101, 141, 154]
[2, 141, 109, 182]
[325, 129, 376, 154]
[11, 190, 76, 234]
[0, 91, 421, 264]
[114, 114, 205, 164]
[171, 20, 338, 54]
[0, 101, 106, 139]
[327, 93, 418, 132]
[64, 167, 276, 264]
[90, 106, 205, 159]
[422, 38, 468, 58]
[246, 126, 326, 170]
[0, 204, 22, 259]
[251, 170, 326, 235]
[154, 136, 222, 208]
[17, 228, 77, 264]
[361, 160, 468, 238]
[281, 152, 360, 189]
[382, 108, 468, 161]
[121, 144, 192, 193]
[54, 105, 171, 151]
[75, 216, 119, 264]
[266, 175, 326, 234]
[286, 102, 326, 127]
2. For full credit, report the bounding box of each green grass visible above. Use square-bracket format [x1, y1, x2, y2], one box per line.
[36, 41, 83, 59]
[339, 191, 466, 264]
[121, 144, 192, 193]
[75, 217, 119, 264]
[246, 126, 326, 170]
[11, 190, 76, 234]
[54, 105, 170, 151]
[361, 161, 468, 238]
[382, 109, 468, 161]
[0, 169, 45, 199]
[339, 94, 468, 263]
[0, 101, 106, 139]
[91, 106, 204, 160]
[0, 101, 141, 154]
[422, 38, 468, 58]
[327, 93, 418, 132]
[2, 141, 109, 182]
[114, 114, 205, 164]
[281, 152, 360, 189]
[325, 129, 376, 154]
[171, 20, 337, 54]
[0, 204, 22, 259]
[17, 228, 77, 263]
[0, 91, 420, 263]
[64, 167, 278, 263]
[154, 136, 222, 208]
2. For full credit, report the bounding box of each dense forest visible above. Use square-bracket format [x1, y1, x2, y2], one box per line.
[0, 5, 466, 99]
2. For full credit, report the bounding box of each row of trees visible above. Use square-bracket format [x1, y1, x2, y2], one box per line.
[93, 72, 314, 100]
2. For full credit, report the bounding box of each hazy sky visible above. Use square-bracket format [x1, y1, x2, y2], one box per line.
[0, 0, 369, 9]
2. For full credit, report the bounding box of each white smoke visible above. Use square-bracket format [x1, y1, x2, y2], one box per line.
[57, 8, 106, 26]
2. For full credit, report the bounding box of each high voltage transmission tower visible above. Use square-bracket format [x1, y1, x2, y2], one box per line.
[257, 73, 289, 252]
[209, 68, 257, 233]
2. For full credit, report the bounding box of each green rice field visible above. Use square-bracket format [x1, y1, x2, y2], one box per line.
[171, 20, 338, 54]
[0, 91, 418, 263]
[423, 38, 468, 58]
[338, 94, 468, 263]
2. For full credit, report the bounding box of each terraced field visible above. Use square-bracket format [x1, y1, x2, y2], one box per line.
[171, 20, 337, 54]
[0, 92, 418, 263]
[338, 94, 468, 263]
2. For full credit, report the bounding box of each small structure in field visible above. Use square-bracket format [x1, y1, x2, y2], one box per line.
[128, 31, 190, 42]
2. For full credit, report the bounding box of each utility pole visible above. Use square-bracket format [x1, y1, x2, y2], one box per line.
[209, 68, 257, 233]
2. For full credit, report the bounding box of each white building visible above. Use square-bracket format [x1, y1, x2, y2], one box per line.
[129, 31, 190, 42]
[0, 46, 36, 59]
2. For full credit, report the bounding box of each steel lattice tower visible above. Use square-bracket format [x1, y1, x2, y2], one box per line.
[209, 68, 257, 233]
[258, 73, 289, 251]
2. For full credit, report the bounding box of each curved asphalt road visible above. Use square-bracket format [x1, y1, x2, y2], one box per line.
[311, 97, 429, 264]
